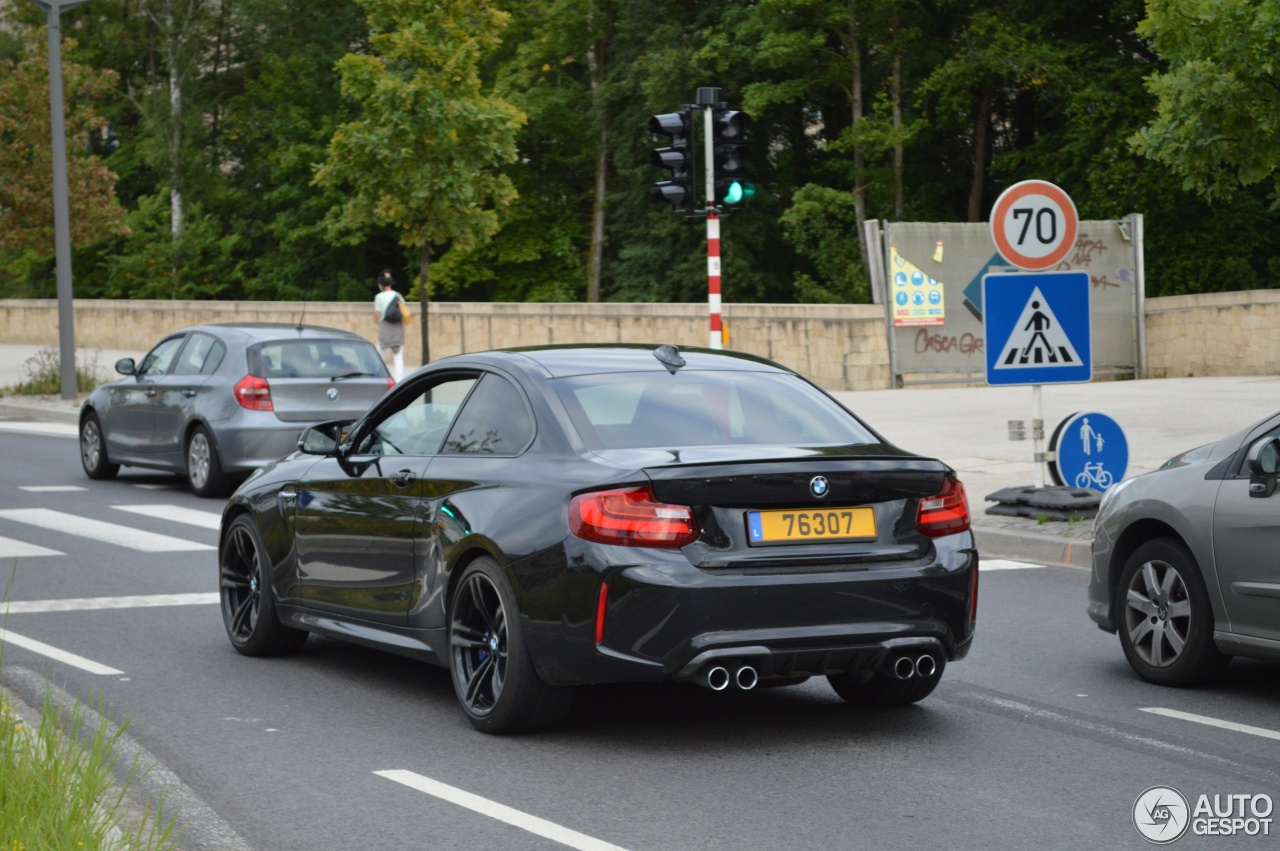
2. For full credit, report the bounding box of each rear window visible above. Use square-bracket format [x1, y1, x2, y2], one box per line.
[249, 339, 387, 379]
[553, 371, 879, 450]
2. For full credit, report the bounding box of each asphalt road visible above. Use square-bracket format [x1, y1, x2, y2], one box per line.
[2, 422, 1279, 850]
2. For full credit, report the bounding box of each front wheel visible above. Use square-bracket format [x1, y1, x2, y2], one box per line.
[448, 558, 574, 734]
[220, 515, 307, 656]
[80, 413, 119, 480]
[827, 657, 946, 707]
[1117, 538, 1228, 686]
[187, 425, 229, 498]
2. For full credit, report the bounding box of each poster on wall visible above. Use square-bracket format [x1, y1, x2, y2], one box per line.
[889, 243, 946, 327]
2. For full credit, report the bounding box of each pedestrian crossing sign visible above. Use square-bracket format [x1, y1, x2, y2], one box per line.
[982, 271, 1091, 385]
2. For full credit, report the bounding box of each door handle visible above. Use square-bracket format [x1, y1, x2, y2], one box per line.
[280, 488, 297, 500]
[182, 389, 197, 398]
[389, 470, 416, 488]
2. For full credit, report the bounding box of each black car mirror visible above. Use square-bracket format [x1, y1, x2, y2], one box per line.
[298, 419, 354, 456]
[114, 357, 137, 376]
[1246, 436, 1280, 497]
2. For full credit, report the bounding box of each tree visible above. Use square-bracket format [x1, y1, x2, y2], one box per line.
[1131, 0, 1280, 200]
[315, 0, 526, 361]
[0, 34, 127, 260]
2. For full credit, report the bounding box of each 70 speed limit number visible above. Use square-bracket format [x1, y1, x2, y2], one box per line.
[989, 179, 1079, 271]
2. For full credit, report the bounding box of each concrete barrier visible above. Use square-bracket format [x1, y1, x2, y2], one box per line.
[1, 291, 1277, 390]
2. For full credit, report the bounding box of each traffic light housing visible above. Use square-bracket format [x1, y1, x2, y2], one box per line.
[649, 109, 694, 211]
[712, 107, 754, 208]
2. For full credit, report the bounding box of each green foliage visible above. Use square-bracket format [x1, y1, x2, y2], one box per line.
[781, 184, 869, 303]
[3, 347, 106, 396]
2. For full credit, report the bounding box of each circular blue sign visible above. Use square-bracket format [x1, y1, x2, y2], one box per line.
[1049, 411, 1128, 491]
[911, 272, 925, 286]
[895, 291, 908, 306]
[928, 290, 942, 305]
[912, 292, 925, 306]
[894, 272, 907, 287]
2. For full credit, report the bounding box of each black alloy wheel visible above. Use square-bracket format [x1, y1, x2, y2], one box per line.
[448, 557, 573, 734]
[827, 657, 946, 707]
[187, 425, 230, 498]
[1117, 538, 1228, 686]
[220, 516, 307, 656]
[80, 412, 119, 480]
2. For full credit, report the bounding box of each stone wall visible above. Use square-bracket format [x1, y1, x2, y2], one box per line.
[2, 291, 1277, 389]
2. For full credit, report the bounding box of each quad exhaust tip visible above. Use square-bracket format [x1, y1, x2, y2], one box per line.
[705, 666, 731, 691]
[735, 665, 758, 691]
[892, 655, 916, 680]
[699, 664, 758, 691]
[915, 654, 937, 678]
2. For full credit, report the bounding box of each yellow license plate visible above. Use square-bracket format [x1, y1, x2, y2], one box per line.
[747, 508, 877, 543]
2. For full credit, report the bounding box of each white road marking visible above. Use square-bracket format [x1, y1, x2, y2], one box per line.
[0, 422, 78, 438]
[376, 770, 629, 851]
[1139, 707, 1280, 742]
[113, 504, 222, 531]
[3, 592, 219, 614]
[980, 558, 1044, 571]
[0, 508, 213, 552]
[18, 485, 87, 493]
[0, 627, 124, 675]
[0, 534, 63, 558]
[132, 483, 185, 491]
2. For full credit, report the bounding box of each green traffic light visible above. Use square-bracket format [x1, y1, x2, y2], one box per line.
[720, 180, 756, 205]
[724, 181, 744, 204]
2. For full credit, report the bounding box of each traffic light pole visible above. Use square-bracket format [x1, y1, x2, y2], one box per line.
[702, 99, 721, 349]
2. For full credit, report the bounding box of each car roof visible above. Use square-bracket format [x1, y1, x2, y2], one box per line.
[175, 323, 371, 344]
[436, 344, 793, 378]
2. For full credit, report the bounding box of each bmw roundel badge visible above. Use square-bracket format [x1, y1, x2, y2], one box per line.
[810, 476, 829, 498]
[327, 388, 339, 401]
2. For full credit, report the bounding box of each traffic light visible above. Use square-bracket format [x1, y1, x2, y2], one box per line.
[712, 107, 754, 208]
[649, 109, 694, 211]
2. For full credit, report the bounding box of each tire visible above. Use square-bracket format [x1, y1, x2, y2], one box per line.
[80, 412, 119, 480]
[827, 657, 946, 707]
[187, 425, 230, 498]
[449, 557, 574, 734]
[220, 515, 308, 656]
[1117, 538, 1229, 686]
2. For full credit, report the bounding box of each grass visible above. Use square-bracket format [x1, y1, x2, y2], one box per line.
[2, 348, 106, 397]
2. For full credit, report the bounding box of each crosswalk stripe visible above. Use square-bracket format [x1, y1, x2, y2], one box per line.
[112, 504, 222, 531]
[18, 485, 87, 493]
[3, 592, 220, 614]
[0, 534, 64, 558]
[0, 627, 124, 675]
[132, 483, 185, 491]
[0, 508, 214, 552]
[980, 558, 1045, 571]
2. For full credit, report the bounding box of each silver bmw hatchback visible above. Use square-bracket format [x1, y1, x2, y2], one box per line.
[1088, 411, 1280, 685]
[79, 323, 392, 496]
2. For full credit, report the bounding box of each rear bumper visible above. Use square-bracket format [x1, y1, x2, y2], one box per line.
[525, 532, 977, 686]
[211, 414, 306, 473]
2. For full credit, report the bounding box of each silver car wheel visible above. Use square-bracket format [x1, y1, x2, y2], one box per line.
[188, 431, 211, 490]
[81, 418, 102, 470]
[1123, 558, 1192, 668]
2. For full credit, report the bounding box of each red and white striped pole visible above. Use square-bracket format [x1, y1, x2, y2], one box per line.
[707, 211, 721, 349]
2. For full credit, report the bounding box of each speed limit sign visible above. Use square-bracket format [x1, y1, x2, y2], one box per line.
[989, 180, 1078, 271]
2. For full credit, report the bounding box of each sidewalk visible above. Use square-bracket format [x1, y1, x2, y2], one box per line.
[3, 342, 1275, 567]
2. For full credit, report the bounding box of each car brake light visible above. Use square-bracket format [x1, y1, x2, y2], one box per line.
[387, 376, 396, 390]
[595, 582, 609, 644]
[915, 476, 970, 538]
[970, 561, 980, 622]
[233, 374, 274, 411]
[569, 486, 700, 548]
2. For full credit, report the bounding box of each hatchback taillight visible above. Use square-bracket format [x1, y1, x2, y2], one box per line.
[915, 476, 970, 538]
[569, 486, 700, 548]
[233, 374, 273, 411]
[386, 376, 396, 390]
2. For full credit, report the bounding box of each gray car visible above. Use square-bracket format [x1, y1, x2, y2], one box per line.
[79, 323, 392, 497]
[1088, 412, 1280, 685]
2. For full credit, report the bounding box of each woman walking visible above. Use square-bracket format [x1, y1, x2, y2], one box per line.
[374, 269, 409, 382]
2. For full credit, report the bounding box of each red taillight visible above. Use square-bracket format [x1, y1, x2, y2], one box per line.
[386, 376, 396, 390]
[233, 374, 273, 411]
[569, 486, 700, 548]
[915, 476, 970, 538]
[595, 582, 609, 644]
[970, 561, 980, 623]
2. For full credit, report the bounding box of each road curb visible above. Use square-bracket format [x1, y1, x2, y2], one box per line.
[1, 665, 254, 851]
[0, 399, 81, 424]
[973, 524, 1092, 569]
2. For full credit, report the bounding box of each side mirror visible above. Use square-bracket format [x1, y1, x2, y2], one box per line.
[298, 419, 354, 456]
[115, 357, 137, 376]
[1246, 436, 1280, 498]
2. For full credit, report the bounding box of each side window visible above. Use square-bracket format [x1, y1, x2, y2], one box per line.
[443, 374, 534, 455]
[138, 337, 185, 376]
[358, 376, 478, 456]
[173, 333, 217, 376]
[200, 340, 226, 375]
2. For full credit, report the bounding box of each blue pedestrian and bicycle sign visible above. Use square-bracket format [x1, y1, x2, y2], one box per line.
[1049, 411, 1128, 491]
[982, 271, 1092, 386]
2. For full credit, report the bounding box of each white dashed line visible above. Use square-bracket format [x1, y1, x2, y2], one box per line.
[0, 508, 213, 552]
[131, 483, 185, 491]
[3, 592, 220, 614]
[0, 422, 78, 437]
[980, 558, 1045, 571]
[1139, 708, 1280, 742]
[18, 485, 87, 493]
[0, 534, 63, 558]
[376, 770, 629, 851]
[0, 627, 124, 675]
[112, 504, 222, 530]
